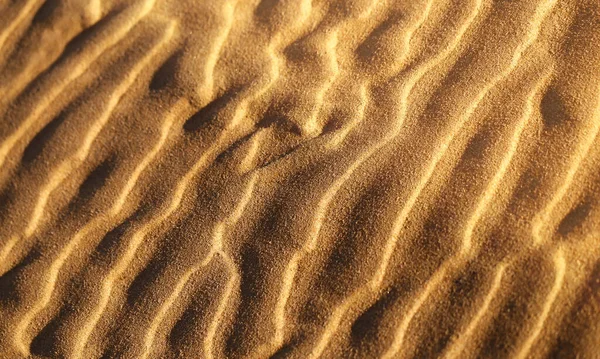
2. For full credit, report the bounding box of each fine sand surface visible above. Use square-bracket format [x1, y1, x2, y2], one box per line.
[0, 0, 599, 358]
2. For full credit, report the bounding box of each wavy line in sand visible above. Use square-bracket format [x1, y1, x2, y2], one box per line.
[373, 0, 435, 82]
[0, 0, 158, 172]
[197, 0, 239, 102]
[239, 130, 263, 174]
[232, 2, 335, 353]
[0, 0, 39, 53]
[462, 69, 553, 251]
[271, 45, 371, 353]
[141, 133, 262, 359]
[441, 263, 507, 359]
[27, 21, 177, 236]
[254, 0, 312, 113]
[0, 0, 103, 104]
[300, 0, 481, 357]
[304, 30, 339, 136]
[1, 0, 591, 357]
[11, 98, 188, 356]
[140, 171, 258, 359]
[380, 261, 450, 359]
[0, 0, 270, 286]
[83, 43, 268, 353]
[246, 0, 377, 167]
[376, 67, 552, 359]
[99, 3, 295, 353]
[513, 247, 566, 359]
[531, 83, 600, 244]
[140, 265, 198, 358]
[60, 28, 231, 359]
[375, 0, 556, 294]
[0, 237, 18, 274]
[380, 2, 557, 357]
[0, 18, 176, 280]
[71, 126, 217, 359]
[307, 297, 353, 359]
[140, 222, 227, 359]
[326, 82, 368, 148]
[203, 253, 240, 359]
[273, 1, 432, 346]
[223, 31, 282, 132]
[317, 0, 380, 148]
[434, 70, 552, 359]
[206, 0, 295, 132]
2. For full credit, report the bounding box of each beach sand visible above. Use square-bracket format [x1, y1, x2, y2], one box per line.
[0, 0, 599, 358]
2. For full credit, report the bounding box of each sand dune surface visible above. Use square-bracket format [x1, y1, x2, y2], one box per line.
[1, 0, 600, 358]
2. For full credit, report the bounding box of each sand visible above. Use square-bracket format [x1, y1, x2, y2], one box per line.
[0, 0, 599, 358]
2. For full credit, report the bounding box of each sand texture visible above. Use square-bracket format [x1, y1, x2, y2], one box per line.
[1, 0, 600, 358]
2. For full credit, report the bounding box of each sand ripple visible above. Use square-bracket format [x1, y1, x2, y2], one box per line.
[0, 0, 599, 358]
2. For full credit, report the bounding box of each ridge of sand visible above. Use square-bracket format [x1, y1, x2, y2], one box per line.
[1, 0, 599, 358]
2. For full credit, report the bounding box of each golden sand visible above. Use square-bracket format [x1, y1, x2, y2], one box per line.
[0, 0, 599, 358]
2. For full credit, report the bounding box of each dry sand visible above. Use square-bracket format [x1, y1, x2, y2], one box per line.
[0, 0, 599, 358]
